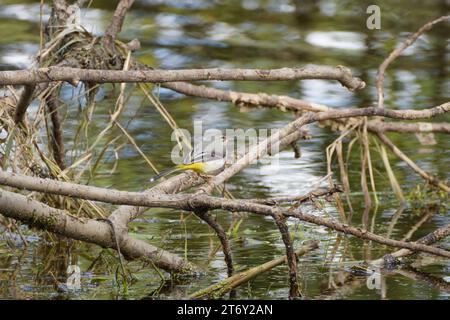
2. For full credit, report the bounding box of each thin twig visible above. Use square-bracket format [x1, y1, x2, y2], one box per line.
[195, 209, 234, 277]
[376, 16, 450, 108]
[272, 211, 300, 298]
[190, 241, 319, 299]
[102, 0, 135, 52]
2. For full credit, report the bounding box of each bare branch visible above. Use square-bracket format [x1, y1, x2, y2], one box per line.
[195, 210, 234, 277]
[0, 66, 365, 90]
[46, 89, 66, 169]
[14, 84, 36, 124]
[247, 186, 341, 205]
[0, 188, 197, 273]
[164, 81, 450, 133]
[163, 81, 331, 112]
[376, 16, 450, 108]
[103, 0, 135, 51]
[1, 171, 448, 258]
[272, 211, 300, 298]
[370, 121, 450, 133]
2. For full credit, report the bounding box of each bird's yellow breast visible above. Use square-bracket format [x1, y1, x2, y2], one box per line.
[177, 162, 206, 173]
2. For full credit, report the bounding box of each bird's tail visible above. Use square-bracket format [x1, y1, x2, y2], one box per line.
[148, 166, 183, 182]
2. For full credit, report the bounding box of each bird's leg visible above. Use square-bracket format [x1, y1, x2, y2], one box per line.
[197, 172, 214, 182]
[221, 183, 227, 197]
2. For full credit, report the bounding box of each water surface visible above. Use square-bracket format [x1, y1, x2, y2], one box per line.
[0, 0, 449, 300]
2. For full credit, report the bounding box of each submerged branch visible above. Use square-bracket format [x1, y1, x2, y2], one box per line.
[272, 210, 300, 298]
[371, 224, 450, 267]
[190, 241, 319, 299]
[195, 209, 234, 277]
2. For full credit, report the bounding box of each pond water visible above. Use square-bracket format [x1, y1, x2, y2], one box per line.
[0, 0, 449, 300]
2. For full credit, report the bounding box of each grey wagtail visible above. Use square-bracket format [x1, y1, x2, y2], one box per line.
[149, 136, 228, 182]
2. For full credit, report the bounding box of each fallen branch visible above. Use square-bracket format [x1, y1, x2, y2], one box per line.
[0, 66, 365, 90]
[162, 81, 331, 113]
[1, 171, 448, 258]
[190, 241, 319, 299]
[0, 188, 197, 274]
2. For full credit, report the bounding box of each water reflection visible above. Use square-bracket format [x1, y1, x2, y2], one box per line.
[0, 0, 448, 300]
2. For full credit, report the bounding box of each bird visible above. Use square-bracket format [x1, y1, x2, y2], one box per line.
[149, 136, 228, 182]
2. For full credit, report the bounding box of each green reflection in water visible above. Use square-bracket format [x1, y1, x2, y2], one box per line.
[0, 0, 448, 300]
